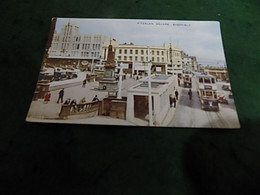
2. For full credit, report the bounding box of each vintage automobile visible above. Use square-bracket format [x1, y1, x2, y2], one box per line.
[53, 71, 67, 81]
[217, 92, 228, 104]
[66, 71, 78, 79]
[222, 83, 231, 91]
[38, 72, 54, 81]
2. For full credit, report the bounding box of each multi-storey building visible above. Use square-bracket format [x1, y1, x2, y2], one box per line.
[101, 40, 183, 74]
[200, 66, 229, 81]
[181, 52, 199, 72]
[46, 22, 198, 75]
[47, 22, 110, 66]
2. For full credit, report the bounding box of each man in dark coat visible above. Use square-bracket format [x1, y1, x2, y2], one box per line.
[175, 90, 179, 100]
[82, 79, 86, 87]
[92, 95, 99, 102]
[173, 97, 176, 108]
[57, 88, 64, 103]
[188, 89, 192, 100]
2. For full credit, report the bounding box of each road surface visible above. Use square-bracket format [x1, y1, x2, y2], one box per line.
[168, 80, 240, 128]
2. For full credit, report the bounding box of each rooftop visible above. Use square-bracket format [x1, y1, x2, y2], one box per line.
[152, 74, 170, 80]
[194, 72, 215, 78]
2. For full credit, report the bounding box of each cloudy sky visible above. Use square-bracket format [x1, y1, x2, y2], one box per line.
[55, 18, 227, 66]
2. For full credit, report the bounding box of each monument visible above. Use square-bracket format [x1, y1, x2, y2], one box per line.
[98, 41, 118, 94]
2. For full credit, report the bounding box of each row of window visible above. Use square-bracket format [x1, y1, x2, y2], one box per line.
[81, 51, 100, 57]
[198, 77, 216, 84]
[48, 50, 100, 58]
[52, 43, 101, 51]
[118, 49, 165, 56]
[82, 43, 100, 50]
[53, 35, 104, 43]
[117, 49, 181, 57]
[117, 56, 165, 62]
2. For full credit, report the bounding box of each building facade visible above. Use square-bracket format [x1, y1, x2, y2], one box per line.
[46, 22, 199, 75]
[101, 40, 183, 74]
[200, 66, 229, 81]
[181, 51, 199, 72]
[48, 22, 110, 61]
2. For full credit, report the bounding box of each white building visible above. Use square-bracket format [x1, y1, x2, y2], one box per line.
[48, 22, 110, 60]
[126, 74, 175, 126]
[181, 52, 199, 71]
[101, 40, 182, 74]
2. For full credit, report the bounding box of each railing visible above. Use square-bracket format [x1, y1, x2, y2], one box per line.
[59, 101, 101, 119]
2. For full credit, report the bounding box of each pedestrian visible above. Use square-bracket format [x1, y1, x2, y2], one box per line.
[44, 91, 51, 104]
[175, 90, 179, 100]
[57, 88, 64, 103]
[92, 95, 99, 102]
[70, 99, 77, 112]
[78, 97, 86, 111]
[188, 89, 192, 100]
[82, 79, 86, 88]
[79, 97, 86, 104]
[173, 97, 176, 108]
[64, 98, 71, 105]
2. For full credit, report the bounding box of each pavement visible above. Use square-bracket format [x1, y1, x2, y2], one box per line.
[26, 71, 183, 127]
[26, 72, 144, 126]
[160, 77, 182, 126]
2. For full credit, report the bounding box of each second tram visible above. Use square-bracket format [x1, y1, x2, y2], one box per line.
[195, 72, 219, 111]
[183, 70, 192, 88]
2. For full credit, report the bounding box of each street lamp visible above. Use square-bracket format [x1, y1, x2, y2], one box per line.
[117, 63, 123, 99]
[147, 46, 153, 126]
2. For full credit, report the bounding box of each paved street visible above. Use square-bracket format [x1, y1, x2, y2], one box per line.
[168, 78, 240, 128]
[27, 71, 240, 128]
[26, 72, 140, 125]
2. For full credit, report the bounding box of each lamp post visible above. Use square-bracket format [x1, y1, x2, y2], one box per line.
[147, 47, 153, 126]
[117, 63, 123, 99]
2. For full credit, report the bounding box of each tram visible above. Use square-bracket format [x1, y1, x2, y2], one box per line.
[183, 70, 192, 88]
[194, 72, 219, 111]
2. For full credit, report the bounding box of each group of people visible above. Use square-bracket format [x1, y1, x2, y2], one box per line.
[61, 96, 99, 105]
[60, 94, 100, 113]
[169, 88, 192, 108]
[169, 89, 179, 108]
[42, 88, 99, 107]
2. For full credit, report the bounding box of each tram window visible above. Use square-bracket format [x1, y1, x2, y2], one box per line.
[206, 91, 212, 96]
[204, 78, 211, 83]
[214, 92, 217, 98]
[199, 77, 203, 83]
[211, 78, 215, 83]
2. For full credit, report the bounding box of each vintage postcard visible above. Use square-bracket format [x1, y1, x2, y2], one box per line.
[26, 18, 240, 128]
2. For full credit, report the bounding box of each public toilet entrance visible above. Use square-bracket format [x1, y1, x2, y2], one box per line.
[134, 95, 154, 120]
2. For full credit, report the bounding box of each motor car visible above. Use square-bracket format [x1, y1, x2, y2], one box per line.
[38, 72, 54, 81]
[222, 83, 231, 91]
[217, 92, 228, 104]
[53, 72, 67, 81]
[66, 71, 78, 79]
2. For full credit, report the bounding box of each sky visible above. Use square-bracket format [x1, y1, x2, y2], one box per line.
[55, 18, 227, 66]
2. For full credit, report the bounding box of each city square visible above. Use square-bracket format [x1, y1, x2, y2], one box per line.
[26, 18, 240, 128]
